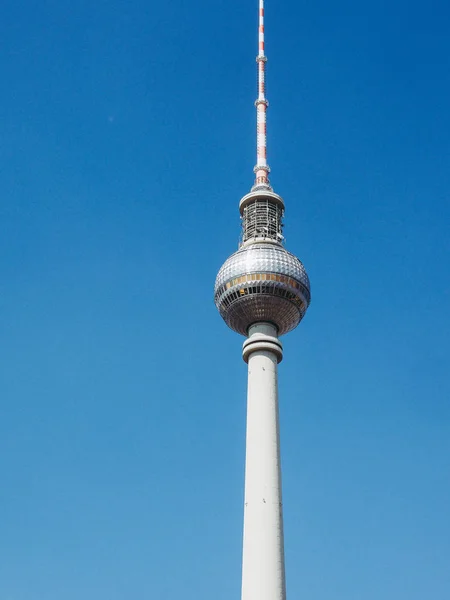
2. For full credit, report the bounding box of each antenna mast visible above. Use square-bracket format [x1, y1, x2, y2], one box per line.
[253, 0, 271, 191]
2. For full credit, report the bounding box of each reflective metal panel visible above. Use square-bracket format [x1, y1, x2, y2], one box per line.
[214, 243, 311, 336]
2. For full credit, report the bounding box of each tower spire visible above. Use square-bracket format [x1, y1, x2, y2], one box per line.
[253, 0, 271, 191]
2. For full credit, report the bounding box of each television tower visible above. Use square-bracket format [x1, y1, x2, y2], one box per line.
[214, 1, 311, 599]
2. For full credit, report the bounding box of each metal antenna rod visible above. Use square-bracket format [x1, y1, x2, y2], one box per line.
[253, 0, 271, 191]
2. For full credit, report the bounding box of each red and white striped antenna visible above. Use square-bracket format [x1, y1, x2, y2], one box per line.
[253, 0, 271, 191]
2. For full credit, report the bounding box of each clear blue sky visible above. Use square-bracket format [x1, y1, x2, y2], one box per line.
[1, 1, 449, 598]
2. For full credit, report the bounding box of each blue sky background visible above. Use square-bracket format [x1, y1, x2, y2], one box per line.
[1, 0, 449, 598]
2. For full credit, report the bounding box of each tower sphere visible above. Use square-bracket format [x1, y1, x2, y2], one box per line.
[214, 242, 310, 336]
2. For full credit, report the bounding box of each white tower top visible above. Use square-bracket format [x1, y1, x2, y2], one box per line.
[214, 0, 311, 334]
[253, 0, 271, 191]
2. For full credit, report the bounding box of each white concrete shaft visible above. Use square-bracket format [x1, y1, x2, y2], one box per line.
[241, 322, 286, 600]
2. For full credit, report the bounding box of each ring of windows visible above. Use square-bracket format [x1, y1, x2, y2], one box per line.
[226, 272, 301, 290]
[217, 274, 308, 314]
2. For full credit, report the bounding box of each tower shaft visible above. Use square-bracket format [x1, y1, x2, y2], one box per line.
[241, 323, 286, 600]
